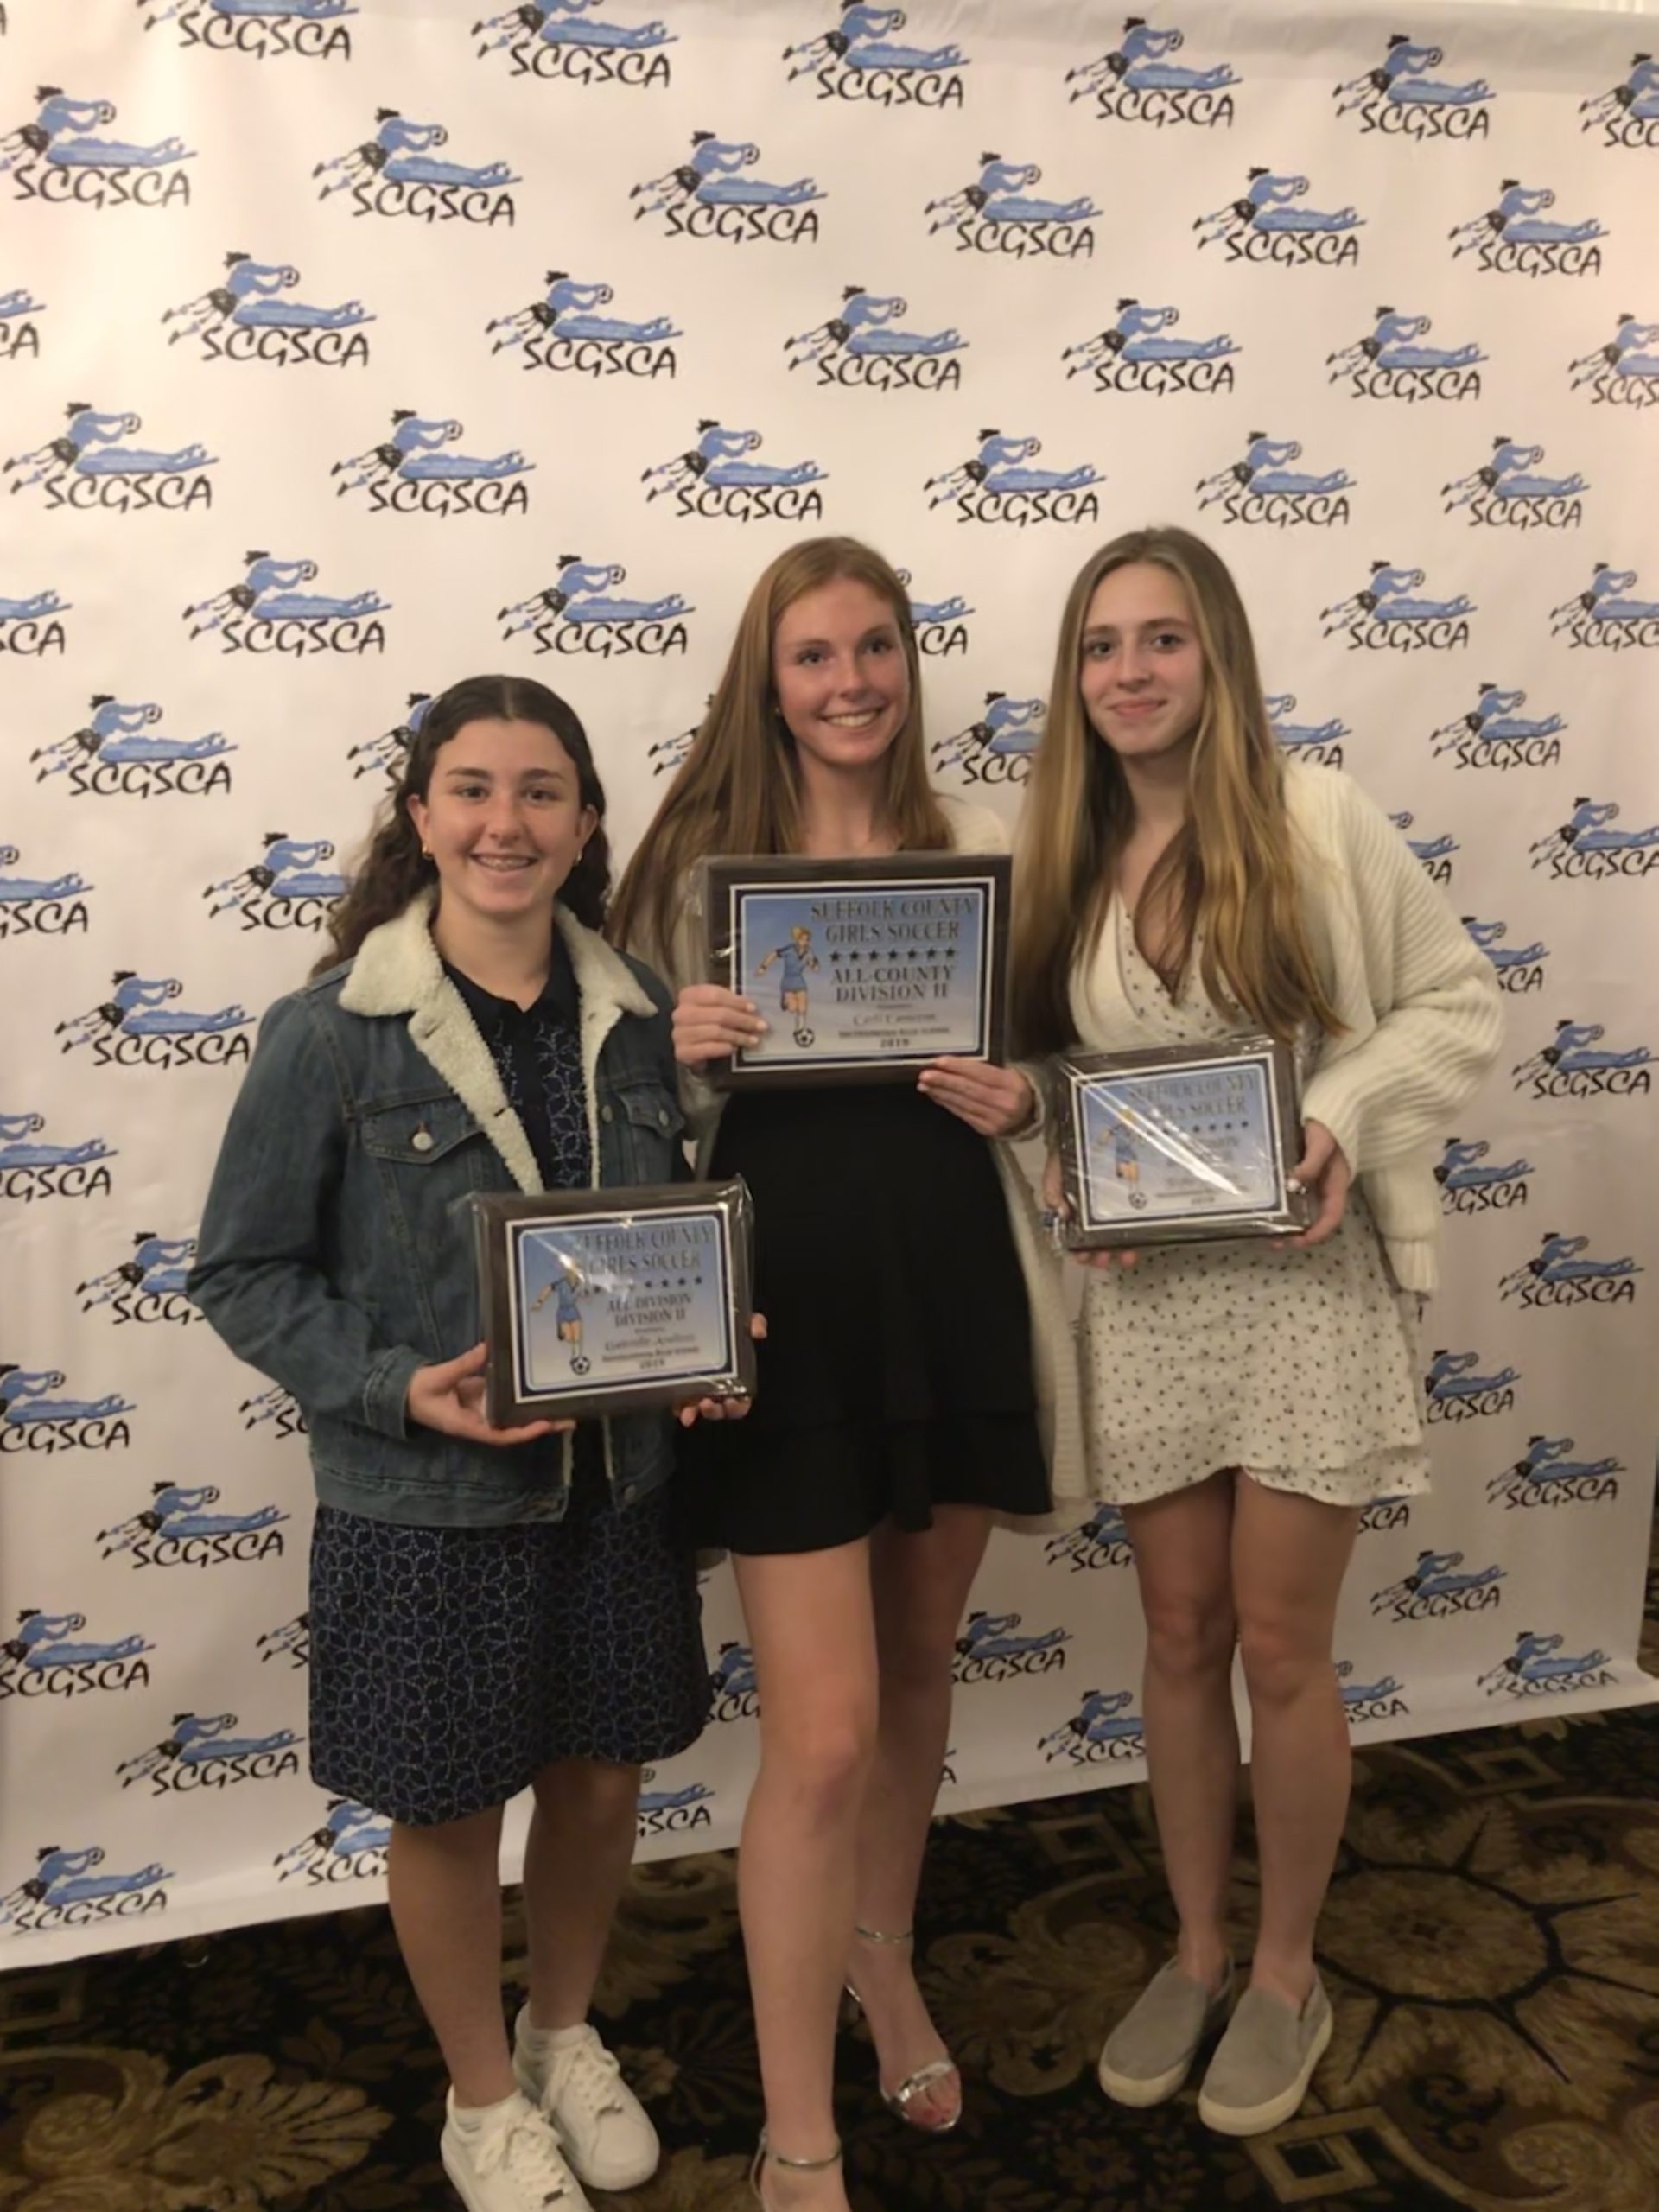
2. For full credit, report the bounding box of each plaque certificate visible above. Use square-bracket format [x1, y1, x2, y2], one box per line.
[700, 853, 1011, 1087]
[472, 1179, 755, 1424]
[1056, 1036, 1312, 1250]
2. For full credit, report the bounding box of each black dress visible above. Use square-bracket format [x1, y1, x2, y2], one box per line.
[679, 1081, 1050, 1553]
[307, 953, 709, 1827]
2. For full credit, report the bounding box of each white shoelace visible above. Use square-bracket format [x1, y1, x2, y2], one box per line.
[545, 2031, 626, 2126]
[471, 2104, 576, 2204]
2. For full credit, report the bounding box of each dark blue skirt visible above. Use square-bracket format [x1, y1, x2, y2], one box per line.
[307, 1449, 709, 1825]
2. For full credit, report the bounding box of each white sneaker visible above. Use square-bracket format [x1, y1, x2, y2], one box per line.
[512, 2010, 660, 2192]
[440, 2088, 591, 2212]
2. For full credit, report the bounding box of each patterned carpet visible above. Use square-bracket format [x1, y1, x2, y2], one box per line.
[3, 1545, 1656, 2212]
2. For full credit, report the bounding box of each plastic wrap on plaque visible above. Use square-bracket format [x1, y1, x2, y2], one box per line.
[1056, 1036, 1313, 1249]
[472, 1178, 755, 1424]
[698, 852, 1011, 1087]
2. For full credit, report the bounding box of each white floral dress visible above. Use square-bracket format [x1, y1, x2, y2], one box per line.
[1072, 903, 1430, 1509]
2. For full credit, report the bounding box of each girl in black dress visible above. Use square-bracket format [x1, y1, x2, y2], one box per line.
[612, 540, 1080, 2212]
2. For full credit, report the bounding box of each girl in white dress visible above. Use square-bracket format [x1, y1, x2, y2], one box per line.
[1010, 527, 1502, 2138]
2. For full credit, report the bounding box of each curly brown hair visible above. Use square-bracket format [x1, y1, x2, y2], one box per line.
[314, 675, 611, 976]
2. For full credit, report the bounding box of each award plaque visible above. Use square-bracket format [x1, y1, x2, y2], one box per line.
[699, 853, 1011, 1087]
[1056, 1035, 1313, 1250]
[471, 1178, 756, 1424]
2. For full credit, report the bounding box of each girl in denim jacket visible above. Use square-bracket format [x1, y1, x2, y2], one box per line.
[191, 675, 750, 2212]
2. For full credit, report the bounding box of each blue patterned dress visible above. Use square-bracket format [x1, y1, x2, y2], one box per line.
[307, 951, 710, 1827]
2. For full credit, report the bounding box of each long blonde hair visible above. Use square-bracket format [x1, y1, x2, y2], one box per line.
[1010, 525, 1341, 1054]
[609, 537, 951, 966]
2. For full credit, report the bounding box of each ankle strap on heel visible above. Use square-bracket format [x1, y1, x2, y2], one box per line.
[754, 2127, 842, 2171]
[852, 1923, 913, 1946]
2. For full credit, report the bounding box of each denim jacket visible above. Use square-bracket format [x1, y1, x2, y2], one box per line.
[188, 893, 688, 1527]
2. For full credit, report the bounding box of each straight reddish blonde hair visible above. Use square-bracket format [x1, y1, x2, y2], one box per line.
[610, 537, 951, 968]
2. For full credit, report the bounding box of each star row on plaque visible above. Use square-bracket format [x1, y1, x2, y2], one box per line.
[827, 944, 959, 964]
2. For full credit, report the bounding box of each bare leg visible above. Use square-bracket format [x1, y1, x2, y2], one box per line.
[849, 1504, 994, 2126]
[522, 1758, 640, 2029]
[387, 1805, 513, 2107]
[1122, 1472, 1240, 1991]
[734, 1541, 878, 2211]
[1232, 1476, 1360, 2006]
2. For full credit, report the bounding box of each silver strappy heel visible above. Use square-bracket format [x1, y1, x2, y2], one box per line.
[843, 1923, 963, 2134]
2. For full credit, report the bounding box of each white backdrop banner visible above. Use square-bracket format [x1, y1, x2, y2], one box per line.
[3, 0, 1657, 1964]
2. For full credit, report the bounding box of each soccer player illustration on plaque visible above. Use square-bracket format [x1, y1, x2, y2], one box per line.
[1093, 1103, 1145, 1205]
[756, 925, 820, 1046]
[529, 1255, 590, 1376]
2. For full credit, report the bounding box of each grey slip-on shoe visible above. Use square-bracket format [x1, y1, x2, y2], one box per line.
[1197, 1974, 1333, 2136]
[1097, 1956, 1236, 2107]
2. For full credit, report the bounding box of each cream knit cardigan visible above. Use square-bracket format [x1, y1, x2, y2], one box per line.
[632, 793, 1088, 1505]
[1070, 761, 1505, 1297]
